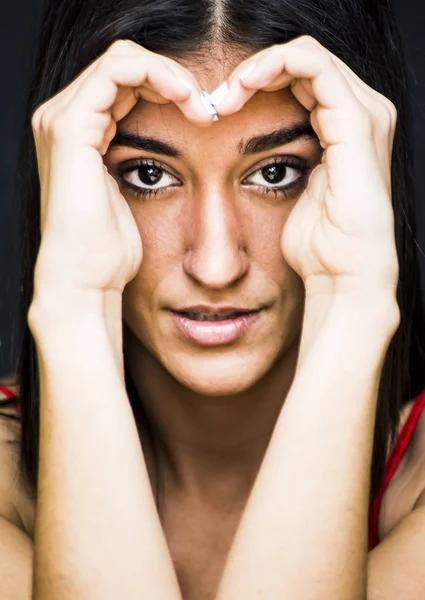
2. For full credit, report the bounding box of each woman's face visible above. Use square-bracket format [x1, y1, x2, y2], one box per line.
[104, 56, 322, 396]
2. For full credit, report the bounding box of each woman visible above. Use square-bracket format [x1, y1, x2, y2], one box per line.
[0, 0, 425, 598]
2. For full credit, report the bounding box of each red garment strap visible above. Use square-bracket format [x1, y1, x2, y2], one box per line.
[368, 387, 425, 551]
[0, 386, 16, 399]
[0, 386, 21, 415]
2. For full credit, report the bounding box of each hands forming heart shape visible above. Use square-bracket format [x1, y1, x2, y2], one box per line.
[31, 34, 400, 331]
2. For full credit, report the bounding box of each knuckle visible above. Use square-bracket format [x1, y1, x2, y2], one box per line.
[93, 54, 120, 80]
[97, 49, 130, 73]
[299, 35, 321, 49]
[48, 111, 75, 139]
[97, 53, 115, 70]
[298, 34, 314, 44]
[322, 52, 334, 69]
[107, 39, 133, 54]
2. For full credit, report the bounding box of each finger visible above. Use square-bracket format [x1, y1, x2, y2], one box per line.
[290, 78, 317, 112]
[328, 61, 393, 189]
[54, 41, 155, 108]
[218, 43, 371, 147]
[31, 42, 134, 129]
[287, 39, 396, 177]
[66, 52, 216, 138]
[329, 48, 398, 130]
[224, 41, 387, 215]
[33, 41, 216, 133]
[223, 43, 360, 113]
[329, 57, 396, 166]
[289, 65, 391, 190]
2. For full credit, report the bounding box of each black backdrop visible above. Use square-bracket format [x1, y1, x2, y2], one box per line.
[0, 0, 424, 377]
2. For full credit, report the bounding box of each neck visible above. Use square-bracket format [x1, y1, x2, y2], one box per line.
[124, 326, 301, 513]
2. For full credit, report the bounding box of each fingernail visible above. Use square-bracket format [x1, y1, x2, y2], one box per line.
[238, 61, 257, 81]
[177, 77, 193, 91]
[209, 81, 229, 107]
[199, 91, 218, 118]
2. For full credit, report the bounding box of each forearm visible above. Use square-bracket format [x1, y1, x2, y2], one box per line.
[29, 293, 181, 600]
[216, 295, 399, 600]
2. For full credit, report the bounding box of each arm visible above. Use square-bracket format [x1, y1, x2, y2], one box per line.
[0, 412, 33, 599]
[367, 503, 425, 599]
[0, 517, 33, 600]
[29, 290, 182, 600]
[215, 294, 399, 600]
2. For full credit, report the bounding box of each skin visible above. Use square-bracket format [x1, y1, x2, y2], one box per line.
[22, 34, 406, 600]
[103, 52, 323, 515]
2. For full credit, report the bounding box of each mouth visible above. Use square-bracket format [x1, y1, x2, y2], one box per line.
[168, 309, 264, 346]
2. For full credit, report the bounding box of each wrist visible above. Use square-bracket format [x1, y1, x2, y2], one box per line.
[297, 292, 399, 370]
[29, 285, 123, 327]
[327, 292, 400, 333]
[303, 289, 399, 330]
[29, 288, 125, 379]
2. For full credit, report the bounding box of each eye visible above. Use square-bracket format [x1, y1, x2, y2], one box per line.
[117, 159, 181, 199]
[116, 155, 311, 201]
[243, 156, 310, 199]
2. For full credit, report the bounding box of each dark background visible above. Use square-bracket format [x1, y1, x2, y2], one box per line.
[0, 0, 424, 378]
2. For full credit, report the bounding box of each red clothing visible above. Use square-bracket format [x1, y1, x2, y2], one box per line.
[368, 387, 425, 550]
[0, 385, 21, 415]
[2, 384, 425, 550]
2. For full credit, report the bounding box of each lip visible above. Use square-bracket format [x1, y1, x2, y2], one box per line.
[171, 304, 261, 315]
[169, 309, 263, 346]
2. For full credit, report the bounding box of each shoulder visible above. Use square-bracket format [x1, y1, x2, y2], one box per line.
[0, 381, 35, 538]
[0, 373, 20, 402]
[410, 395, 425, 509]
[0, 415, 24, 524]
[378, 396, 425, 541]
[0, 375, 20, 442]
[388, 394, 425, 510]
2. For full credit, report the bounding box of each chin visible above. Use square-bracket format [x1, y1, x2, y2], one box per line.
[162, 349, 276, 397]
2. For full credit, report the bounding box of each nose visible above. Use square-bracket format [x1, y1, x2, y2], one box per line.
[183, 188, 250, 289]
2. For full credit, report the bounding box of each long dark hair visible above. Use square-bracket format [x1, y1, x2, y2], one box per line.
[2, 0, 425, 511]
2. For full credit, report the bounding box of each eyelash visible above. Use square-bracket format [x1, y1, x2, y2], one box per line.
[117, 156, 310, 201]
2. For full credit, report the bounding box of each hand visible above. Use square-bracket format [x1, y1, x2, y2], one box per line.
[215, 36, 400, 305]
[30, 40, 215, 302]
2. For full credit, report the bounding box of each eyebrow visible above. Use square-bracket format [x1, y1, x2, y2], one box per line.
[109, 120, 318, 158]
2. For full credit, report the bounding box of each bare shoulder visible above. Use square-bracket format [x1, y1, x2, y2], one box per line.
[0, 384, 36, 539]
[0, 398, 33, 595]
[387, 396, 425, 510]
[410, 396, 425, 509]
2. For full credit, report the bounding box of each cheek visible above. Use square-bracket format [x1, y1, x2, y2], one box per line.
[246, 206, 305, 309]
[133, 206, 183, 280]
[123, 209, 182, 320]
[246, 205, 294, 278]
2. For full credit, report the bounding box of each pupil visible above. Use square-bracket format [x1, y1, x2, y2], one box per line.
[139, 165, 162, 185]
[262, 164, 287, 184]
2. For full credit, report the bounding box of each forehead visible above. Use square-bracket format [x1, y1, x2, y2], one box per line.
[115, 93, 312, 168]
[114, 45, 313, 157]
[120, 89, 309, 143]
[175, 44, 256, 92]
